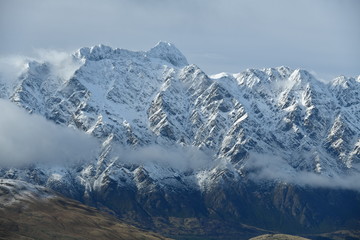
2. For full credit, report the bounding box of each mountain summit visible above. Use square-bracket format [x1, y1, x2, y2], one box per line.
[74, 41, 188, 67]
[0, 42, 359, 238]
[147, 41, 188, 67]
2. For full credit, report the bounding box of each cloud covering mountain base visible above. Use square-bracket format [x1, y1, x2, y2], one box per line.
[0, 100, 98, 167]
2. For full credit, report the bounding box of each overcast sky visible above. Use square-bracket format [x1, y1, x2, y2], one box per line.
[0, 0, 359, 79]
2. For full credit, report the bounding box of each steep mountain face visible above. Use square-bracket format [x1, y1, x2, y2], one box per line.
[0, 42, 359, 238]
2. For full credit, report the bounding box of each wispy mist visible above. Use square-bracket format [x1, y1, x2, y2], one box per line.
[0, 55, 29, 85]
[0, 100, 98, 167]
[0, 50, 81, 88]
[246, 153, 360, 191]
[34, 49, 82, 80]
[113, 145, 214, 172]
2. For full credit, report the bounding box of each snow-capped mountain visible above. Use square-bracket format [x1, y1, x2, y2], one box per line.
[1, 42, 359, 235]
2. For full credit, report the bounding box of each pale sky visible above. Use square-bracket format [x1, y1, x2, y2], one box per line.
[0, 0, 359, 79]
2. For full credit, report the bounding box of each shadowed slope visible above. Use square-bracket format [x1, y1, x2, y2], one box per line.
[0, 179, 171, 240]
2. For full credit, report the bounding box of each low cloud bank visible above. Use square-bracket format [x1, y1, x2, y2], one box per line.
[0, 100, 98, 167]
[0, 100, 212, 171]
[113, 145, 214, 172]
[246, 153, 360, 191]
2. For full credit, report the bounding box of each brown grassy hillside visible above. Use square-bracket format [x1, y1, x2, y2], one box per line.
[0, 194, 171, 240]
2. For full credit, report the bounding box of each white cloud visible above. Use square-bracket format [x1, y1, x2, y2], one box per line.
[0, 99, 212, 171]
[0, 100, 98, 167]
[0, 49, 81, 92]
[34, 49, 82, 80]
[0, 55, 29, 84]
[113, 145, 214, 172]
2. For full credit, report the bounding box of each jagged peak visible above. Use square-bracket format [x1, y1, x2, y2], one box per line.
[261, 66, 292, 73]
[25, 60, 50, 76]
[149, 41, 179, 53]
[179, 64, 209, 84]
[220, 66, 292, 81]
[73, 41, 189, 67]
[330, 75, 359, 89]
[74, 44, 114, 61]
[276, 65, 292, 72]
[239, 66, 292, 80]
[210, 72, 231, 79]
[271, 66, 292, 76]
[331, 75, 348, 86]
[146, 41, 188, 67]
[232, 67, 325, 92]
[289, 69, 317, 83]
[90, 44, 113, 54]
[261, 66, 292, 81]
[181, 63, 202, 72]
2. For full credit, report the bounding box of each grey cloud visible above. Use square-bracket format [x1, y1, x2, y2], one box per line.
[0, 100, 98, 167]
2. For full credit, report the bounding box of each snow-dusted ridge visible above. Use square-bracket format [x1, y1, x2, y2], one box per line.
[74, 41, 188, 67]
[0, 42, 359, 196]
[0, 179, 54, 208]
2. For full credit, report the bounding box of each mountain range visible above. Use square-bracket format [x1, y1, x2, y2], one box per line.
[0, 42, 359, 239]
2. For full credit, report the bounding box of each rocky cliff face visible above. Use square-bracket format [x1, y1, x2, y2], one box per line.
[0, 42, 359, 237]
